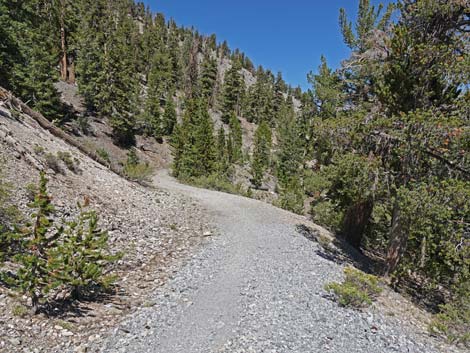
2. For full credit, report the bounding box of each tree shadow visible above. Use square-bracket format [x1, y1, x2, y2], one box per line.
[296, 224, 378, 273]
[296, 224, 447, 312]
[38, 285, 125, 318]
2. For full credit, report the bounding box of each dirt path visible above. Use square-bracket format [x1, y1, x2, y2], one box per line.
[93, 171, 459, 353]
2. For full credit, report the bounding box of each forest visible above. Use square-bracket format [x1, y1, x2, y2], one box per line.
[0, 0, 469, 346]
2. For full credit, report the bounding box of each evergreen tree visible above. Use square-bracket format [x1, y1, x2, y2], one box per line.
[102, 1, 140, 146]
[75, 0, 107, 112]
[199, 54, 218, 107]
[251, 121, 272, 188]
[377, 0, 465, 114]
[0, 0, 23, 91]
[167, 21, 182, 90]
[14, 173, 59, 313]
[49, 205, 120, 299]
[338, 0, 395, 105]
[1, 0, 64, 121]
[162, 96, 177, 136]
[228, 112, 243, 162]
[216, 126, 228, 174]
[172, 98, 216, 179]
[276, 108, 304, 213]
[194, 102, 217, 175]
[244, 67, 275, 125]
[226, 133, 234, 165]
[307, 56, 344, 119]
[220, 61, 244, 123]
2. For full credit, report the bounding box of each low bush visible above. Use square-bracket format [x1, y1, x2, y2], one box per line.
[33, 144, 45, 155]
[429, 281, 470, 347]
[57, 151, 76, 172]
[122, 149, 154, 183]
[190, 174, 247, 196]
[325, 267, 383, 308]
[123, 162, 154, 182]
[44, 152, 61, 173]
[96, 148, 111, 165]
[276, 177, 305, 215]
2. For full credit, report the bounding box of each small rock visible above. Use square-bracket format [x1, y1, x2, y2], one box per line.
[9, 337, 21, 346]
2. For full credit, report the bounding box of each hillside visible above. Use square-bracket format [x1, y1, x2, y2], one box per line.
[0, 0, 469, 351]
[0, 89, 213, 352]
[1, 89, 465, 353]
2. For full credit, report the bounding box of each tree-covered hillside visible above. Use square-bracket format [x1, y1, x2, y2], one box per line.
[0, 0, 469, 346]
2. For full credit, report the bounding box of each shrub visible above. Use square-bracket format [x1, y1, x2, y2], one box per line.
[77, 116, 90, 135]
[392, 180, 470, 292]
[123, 162, 154, 182]
[57, 151, 76, 172]
[276, 177, 305, 215]
[429, 281, 470, 347]
[12, 304, 28, 318]
[96, 148, 111, 165]
[122, 149, 153, 182]
[44, 153, 61, 173]
[311, 200, 343, 233]
[325, 267, 383, 308]
[190, 174, 246, 196]
[33, 144, 45, 155]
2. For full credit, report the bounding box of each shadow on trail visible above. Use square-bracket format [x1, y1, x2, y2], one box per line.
[295, 224, 377, 274]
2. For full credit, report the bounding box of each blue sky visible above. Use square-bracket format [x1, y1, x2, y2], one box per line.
[143, 0, 393, 90]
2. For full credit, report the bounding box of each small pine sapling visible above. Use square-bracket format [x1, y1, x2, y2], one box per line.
[14, 173, 62, 313]
[50, 204, 122, 299]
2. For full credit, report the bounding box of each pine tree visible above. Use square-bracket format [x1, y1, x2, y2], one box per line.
[226, 133, 234, 165]
[220, 61, 244, 123]
[216, 126, 228, 174]
[172, 98, 216, 179]
[2, 0, 64, 121]
[162, 96, 177, 136]
[307, 56, 344, 120]
[49, 205, 120, 299]
[228, 112, 243, 163]
[75, 0, 107, 112]
[199, 54, 218, 107]
[251, 121, 272, 188]
[167, 20, 182, 90]
[276, 107, 305, 213]
[0, 0, 23, 91]
[194, 102, 217, 175]
[14, 173, 60, 313]
[103, 1, 140, 146]
[141, 48, 172, 139]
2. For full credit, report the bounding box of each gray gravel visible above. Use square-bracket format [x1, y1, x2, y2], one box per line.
[92, 171, 458, 353]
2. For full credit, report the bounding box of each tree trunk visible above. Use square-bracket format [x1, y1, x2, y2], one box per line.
[68, 56, 76, 84]
[385, 201, 408, 275]
[59, 0, 68, 81]
[30, 292, 39, 315]
[342, 198, 374, 248]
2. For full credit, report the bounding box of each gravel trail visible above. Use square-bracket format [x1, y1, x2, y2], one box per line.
[94, 171, 458, 353]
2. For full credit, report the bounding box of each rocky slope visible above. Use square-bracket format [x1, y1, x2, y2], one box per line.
[0, 91, 213, 353]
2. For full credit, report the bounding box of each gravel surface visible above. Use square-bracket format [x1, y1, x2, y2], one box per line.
[92, 171, 460, 353]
